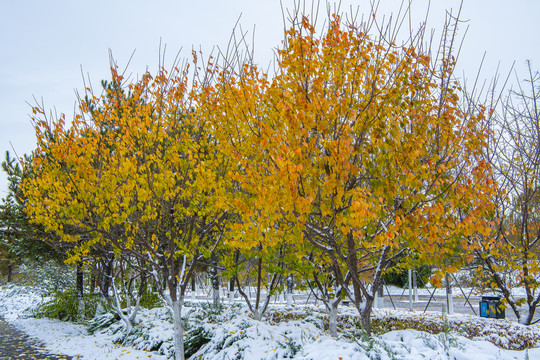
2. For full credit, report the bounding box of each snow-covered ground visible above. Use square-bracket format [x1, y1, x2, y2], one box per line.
[1, 284, 540, 360]
[0, 285, 166, 359]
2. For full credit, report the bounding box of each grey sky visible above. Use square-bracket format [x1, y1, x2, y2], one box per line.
[1, 0, 539, 197]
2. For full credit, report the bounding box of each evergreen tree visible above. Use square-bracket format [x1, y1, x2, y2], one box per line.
[0, 151, 62, 282]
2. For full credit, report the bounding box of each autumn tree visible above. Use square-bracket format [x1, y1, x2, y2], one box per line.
[203, 8, 494, 334]
[22, 59, 231, 359]
[198, 38, 300, 320]
[475, 62, 540, 325]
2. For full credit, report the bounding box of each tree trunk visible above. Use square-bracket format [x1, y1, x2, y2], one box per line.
[229, 277, 235, 303]
[445, 274, 454, 315]
[172, 299, 185, 360]
[376, 282, 384, 308]
[7, 264, 13, 283]
[89, 273, 96, 294]
[255, 256, 262, 315]
[109, 280, 134, 335]
[329, 298, 339, 337]
[191, 275, 197, 302]
[100, 256, 113, 299]
[287, 274, 294, 306]
[76, 261, 85, 321]
[360, 296, 374, 335]
[210, 252, 220, 308]
[408, 269, 413, 311]
[164, 269, 186, 360]
[253, 309, 263, 321]
[521, 309, 534, 325]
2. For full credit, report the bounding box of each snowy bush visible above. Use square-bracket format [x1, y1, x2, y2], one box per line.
[371, 309, 540, 350]
[183, 326, 212, 358]
[87, 311, 118, 334]
[0, 284, 48, 319]
[87, 306, 175, 358]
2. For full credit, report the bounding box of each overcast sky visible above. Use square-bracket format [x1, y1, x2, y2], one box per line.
[1, 0, 539, 196]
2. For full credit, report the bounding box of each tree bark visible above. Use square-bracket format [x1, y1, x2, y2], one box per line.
[229, 277, 235, 303]
[89, 273, 96, 294]
[7, 264, 13, 283]
[360, 296, 374, 335]
[255, 256, 263, 315]
[76, 261, 85, 321]
[408, 269, 413, 311]
[191, 275, 197, 302]
[100, 256, 113, 299]
[210, 252, 220, 308]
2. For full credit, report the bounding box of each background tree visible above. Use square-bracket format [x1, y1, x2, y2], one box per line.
[0, 151, 63, 282]
[476, 61, 540, 325]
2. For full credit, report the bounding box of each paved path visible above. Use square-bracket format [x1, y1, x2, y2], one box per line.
[0, 317, 72, 360]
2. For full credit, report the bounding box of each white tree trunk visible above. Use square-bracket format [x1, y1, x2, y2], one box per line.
[329, 299, 339, 337]
[172, 299, 185, 360]
[212, 284, 220, 307]
[445, 275, 454, 315]
[287, 274, 294, 306]
[253, 309, 262, 321]
[110, 281, 134, 335]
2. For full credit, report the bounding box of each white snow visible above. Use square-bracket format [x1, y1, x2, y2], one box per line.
[1, 284, 540, 360]
[14, 317, 166, 359]
[0, 285, 166, 359]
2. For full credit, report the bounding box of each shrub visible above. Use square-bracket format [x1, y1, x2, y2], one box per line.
[139, 285, 162, 309]
[184, 326, 212, 358]
[37, 288, 101, 321]
[87, 311, 118, 334]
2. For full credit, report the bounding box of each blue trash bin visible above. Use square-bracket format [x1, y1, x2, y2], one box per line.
[479, 296, 505, 319]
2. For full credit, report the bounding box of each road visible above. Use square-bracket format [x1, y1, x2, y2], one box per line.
[373, 291, 540, 324]
[218, 287, 540, 323]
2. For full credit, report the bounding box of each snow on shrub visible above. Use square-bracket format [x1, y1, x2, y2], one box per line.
[0, 284, 48, 320]
[371, 309, 540, 350]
